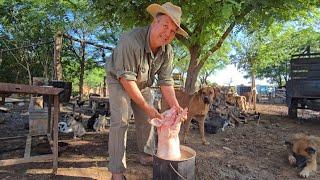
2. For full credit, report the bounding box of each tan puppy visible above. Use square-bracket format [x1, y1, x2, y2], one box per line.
[236, 96, 247, 112]
[286, 133, 320, 178]
[162, 86, 215, 145]
[242, 91, 253, 109]
[226, 93, 247, 112]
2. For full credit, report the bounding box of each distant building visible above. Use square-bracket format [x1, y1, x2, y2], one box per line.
[236, 84, 275, 96]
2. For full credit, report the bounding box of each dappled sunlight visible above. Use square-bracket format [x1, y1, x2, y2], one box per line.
[26, 167, 111, 179]
[58, 156, 108, 162]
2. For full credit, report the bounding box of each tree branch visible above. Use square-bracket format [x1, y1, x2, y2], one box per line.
[199, 6, 253, 68]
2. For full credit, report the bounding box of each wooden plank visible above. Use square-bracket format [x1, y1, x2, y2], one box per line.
[0, 83, 63, 95]
[48, 96, 52, 135]
[52, 95, 59, 174]
[0, 135, 26, 141]
[24, 135, 32, 158]
[0, 154, 53, 166]
[29, 108, 49, 136]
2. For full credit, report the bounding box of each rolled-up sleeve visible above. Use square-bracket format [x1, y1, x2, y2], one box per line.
[112, 36, 138, 81]
[157, 45, 174, 86]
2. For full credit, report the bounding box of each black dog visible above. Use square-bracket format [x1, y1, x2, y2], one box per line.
[87, 113, 99, 131]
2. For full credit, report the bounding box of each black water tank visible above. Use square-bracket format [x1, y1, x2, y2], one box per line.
[44, 80, 72, 103]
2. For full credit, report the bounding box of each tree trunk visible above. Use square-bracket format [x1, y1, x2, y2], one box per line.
[54, 32, 63, 80]
[184, 45, 201, 94]
[27, 63, 32, 85]
[79, 41, 85, 100]
[251, 72, 256, 110]
[278, 76, 282, 88]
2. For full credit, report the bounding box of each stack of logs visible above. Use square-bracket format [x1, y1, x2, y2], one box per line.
[209, 86, 260, 127]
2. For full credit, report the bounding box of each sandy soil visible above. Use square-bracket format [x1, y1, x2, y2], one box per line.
[0, 103, 320, 180]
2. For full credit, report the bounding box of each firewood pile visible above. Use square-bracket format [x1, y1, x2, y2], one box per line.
[204, 87, 261, 134]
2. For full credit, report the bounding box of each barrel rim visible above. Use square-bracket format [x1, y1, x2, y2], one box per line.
[154, 145, 196, 162]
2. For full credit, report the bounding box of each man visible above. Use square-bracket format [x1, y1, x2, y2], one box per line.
[106, 2, 188, 180]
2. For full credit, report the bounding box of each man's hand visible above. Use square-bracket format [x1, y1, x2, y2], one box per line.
[144, 105, 163, 119]
[160, 85, 187, 120]
[173, 105, 183, 114]
[174, 105, 187, 121]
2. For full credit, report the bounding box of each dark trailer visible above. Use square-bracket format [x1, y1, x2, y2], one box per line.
[286, 52, 320, 118]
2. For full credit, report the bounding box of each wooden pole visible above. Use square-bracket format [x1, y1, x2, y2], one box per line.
[62, 34, 112, 50]
[54, 32, 63, 80]
[79, 41, 85, 100]
[52, 95, 59, 174]
[103, 76, 106, 97]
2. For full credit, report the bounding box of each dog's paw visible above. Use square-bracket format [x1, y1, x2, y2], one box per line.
[299, 169, 310, 178]
[288, 155, 296, 165]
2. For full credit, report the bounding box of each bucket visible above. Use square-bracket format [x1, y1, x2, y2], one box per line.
[153, 145, 196, 180]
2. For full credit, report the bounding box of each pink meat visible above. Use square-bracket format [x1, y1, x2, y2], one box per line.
[149, 107, 188, 160]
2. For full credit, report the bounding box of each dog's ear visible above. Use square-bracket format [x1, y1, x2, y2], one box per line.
[196, 88, 203, 96]
[305, 147, 317, 155]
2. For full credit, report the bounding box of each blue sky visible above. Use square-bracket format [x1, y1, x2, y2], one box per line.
[209, 64, 270, 86]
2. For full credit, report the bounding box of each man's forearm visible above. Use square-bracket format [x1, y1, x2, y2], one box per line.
[119, 77, 149, 111]
[160, 85, 179, 108]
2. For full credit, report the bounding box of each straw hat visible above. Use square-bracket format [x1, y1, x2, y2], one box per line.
[147, 2, 188, 37]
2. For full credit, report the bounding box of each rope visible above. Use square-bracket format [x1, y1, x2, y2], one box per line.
[169, 162, 187, 180]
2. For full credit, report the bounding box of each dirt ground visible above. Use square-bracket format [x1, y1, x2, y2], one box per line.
[1, 102, 320, 180]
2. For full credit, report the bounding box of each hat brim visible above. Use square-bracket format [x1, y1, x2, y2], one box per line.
[147, 4, 188, 37]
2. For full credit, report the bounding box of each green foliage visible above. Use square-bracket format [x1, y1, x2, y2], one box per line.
[93, 0, 319, 91]
[84, 67, 105, 88]
[0, 0, 65, 83]
[0, 0, 107, 92]
[231, 12, 320, 87]
[0, 0, 319, 90]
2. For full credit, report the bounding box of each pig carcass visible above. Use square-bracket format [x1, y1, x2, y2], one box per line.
[149, 107, 188, 160]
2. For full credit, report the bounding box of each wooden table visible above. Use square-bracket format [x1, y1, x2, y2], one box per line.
[0, 82, 63, 174]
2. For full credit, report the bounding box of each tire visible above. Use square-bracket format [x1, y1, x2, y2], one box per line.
[288, 98, 298, 118]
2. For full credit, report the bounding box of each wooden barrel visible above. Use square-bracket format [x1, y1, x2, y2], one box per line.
[153, 145, 196, 180]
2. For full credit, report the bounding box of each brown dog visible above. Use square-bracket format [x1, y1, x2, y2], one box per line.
[285, 133, 320, 178]
[161, 86, 215, 145]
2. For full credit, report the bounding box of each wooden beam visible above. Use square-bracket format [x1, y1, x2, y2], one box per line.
[63, 34, 112, 50]
[24, 135, 32, 158]
[0, 135, 26, 141]
[0, 83, 63, 95]
[0, 154, 53, 166]
[48, 96, 52, 135]
[52, 95, 59, 174]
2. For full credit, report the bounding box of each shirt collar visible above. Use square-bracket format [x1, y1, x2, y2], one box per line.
[146, 26, 165, 55]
